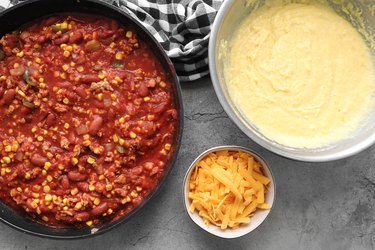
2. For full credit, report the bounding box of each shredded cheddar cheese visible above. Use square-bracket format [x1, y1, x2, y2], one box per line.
[188, 150, 270, 229]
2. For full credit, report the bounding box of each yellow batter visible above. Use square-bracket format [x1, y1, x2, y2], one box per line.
[225, 2, 374, 148]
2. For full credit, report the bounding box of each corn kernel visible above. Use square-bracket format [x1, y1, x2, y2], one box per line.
[160, 149, 167, 155]
[44, 162, 51, 170]
[126, 31, 133, 38]
[111, 94, 117, 101]
[63, 50, 70, 57]
[71, 157, 78, 165]
[130, 191, 138, 198]
[105, 184, 113, 191]
[119, 138, 125, 146]
[65, 45, 73, 52]
[86, 220, 93, 227]
[37, 136, 44, 142]
[45, 194, 52, 201]
[43, 185, 50, 193]
[121, 198, 128, 204]
[5, 168, 11, 173]
[16, 187, 22, 192]
[77, 66, 84, 72]
[47, 175, 53, 182]
[16, 51, 24, 57]
[83, 140, 91, 146]
[87, 157, 95, 164]
[64, 123, 70, 129]
[58, 164, 64, 170]
[63, 198, 68, 205]
[39, 82, 46, 89]
[62, 64, 69, 71]
[96, 93, 103, 101]
[159, 81, 166, 88]
[119, 117, 125, 124]
[11, 144, 18, 152]
[60, 44, 67, 49]
[93, 198, 100, 205]
[71, 188, 79, 195]
[4, 145, 12, 152]
[62, 98, 69, 105]
[63, 206, 68, 211]
[110, 42, 116, 48]
[98, 73, 105, 79]
[35, 58, 41, 64]
[0, 168, 5, 176]
[115, 52, 123, 60]
[111, 80, 118, 86]
[143, 97, 150, 102]
[42, 216, 49, 222]
[114, 76, 123, 83]
[113, 134, 119, 143]
[0, 76, 6, 81]
[74, 202, 82, 210]
[42, 169, 47, 176]
[13, 63, 19, 69]
[98, 174, 105, 180]
[46, 152, 53, 159]
[17, 89, 26, 97]
[129, 132, 137, 139]
[107, 208, 113, 215]
[60, 72, 67, 79]
[25, 172, 31, 179]
[164, 143, 171, 151]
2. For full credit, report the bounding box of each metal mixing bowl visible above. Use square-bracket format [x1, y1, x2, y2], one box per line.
[209, 0, 375, 162]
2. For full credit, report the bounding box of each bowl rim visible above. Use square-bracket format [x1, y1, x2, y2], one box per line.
[208, 0, 375, 162]
[182, 145, 276, 239]
[0, 0, 183, 239]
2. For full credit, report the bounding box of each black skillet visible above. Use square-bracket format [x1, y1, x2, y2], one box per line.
[0, 0, 183, 239]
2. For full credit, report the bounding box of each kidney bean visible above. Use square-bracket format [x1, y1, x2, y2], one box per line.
[54, 34, 69, 45]
[89, 115, 103, 135]
[68, 171, 87, 182]
[91, 202, 108, 216]
[77, 182, 89, 192]
[61, 175, 70, 189]
[130, 166, 143, 175]
[43, 16, 59, 26]
[37, 35, 46, 44]
[79, 74, 100, 83]
[56, 81, 72, 88]
[138, 82, 149, 97]
[143, 162, 154, 171]
[76, 86, 88, 99]
[74, 212, 91, 222]
[2, 89, 16, 105]
[45, 113, 56, 126]
[30, 154, 47, 166]
[69, 30, 83, 44]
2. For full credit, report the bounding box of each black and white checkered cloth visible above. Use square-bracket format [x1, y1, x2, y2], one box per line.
[0, 0, 223, 82]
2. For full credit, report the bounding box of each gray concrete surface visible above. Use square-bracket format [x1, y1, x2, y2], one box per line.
[1, 77, 375, 250]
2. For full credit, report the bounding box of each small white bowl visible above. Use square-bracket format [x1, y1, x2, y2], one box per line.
[183, 146, 276, 239]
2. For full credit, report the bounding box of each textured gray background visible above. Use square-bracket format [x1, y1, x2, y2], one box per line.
[0, 77, 374, 250]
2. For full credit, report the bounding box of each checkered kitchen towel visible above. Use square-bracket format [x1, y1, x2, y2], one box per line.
[0, 0, 223, 82]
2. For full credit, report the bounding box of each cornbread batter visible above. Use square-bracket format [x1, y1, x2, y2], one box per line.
[225, 2, 374, 148]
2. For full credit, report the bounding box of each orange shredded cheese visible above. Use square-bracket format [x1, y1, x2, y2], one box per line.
[188, 150, 270, 230]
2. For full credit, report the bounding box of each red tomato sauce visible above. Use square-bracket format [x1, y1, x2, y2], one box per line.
[0, 14, 178, 228]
